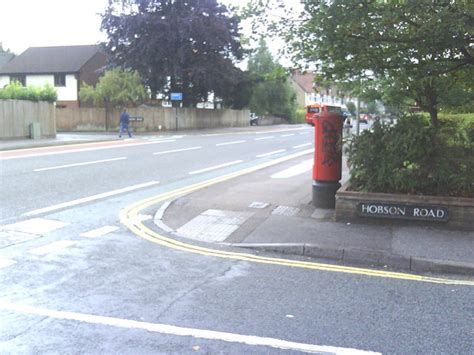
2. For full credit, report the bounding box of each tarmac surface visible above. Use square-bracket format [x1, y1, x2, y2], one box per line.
[2, 131, 473, 277]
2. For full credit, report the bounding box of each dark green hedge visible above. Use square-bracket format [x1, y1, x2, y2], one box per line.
[347, 115, 473, 198]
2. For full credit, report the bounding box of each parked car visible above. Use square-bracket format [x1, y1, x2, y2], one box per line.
[359, 114, 370, 124]
[250, 112, 259, 126]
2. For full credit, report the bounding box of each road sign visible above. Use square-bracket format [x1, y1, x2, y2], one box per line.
[170, 92, 183, 101]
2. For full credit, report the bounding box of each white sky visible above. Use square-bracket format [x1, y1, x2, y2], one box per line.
[0, 0, 295, 63]
[0, 0, 109, 54]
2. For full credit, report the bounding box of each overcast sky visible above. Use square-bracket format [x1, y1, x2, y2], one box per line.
[0, 0, 296, 66]
[0, 0, 256, 54]
[0, 0, 110, 53]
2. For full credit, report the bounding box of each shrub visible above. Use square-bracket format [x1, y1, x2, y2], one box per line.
[347, 114, 473, 197]
[0, 82, 57, 103]
[293, 108, 307, 124]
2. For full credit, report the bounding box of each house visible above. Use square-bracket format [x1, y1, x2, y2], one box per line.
[0, 53, 14, 70]
[0, 45, 107, 108]
[289, 70, 357, 108]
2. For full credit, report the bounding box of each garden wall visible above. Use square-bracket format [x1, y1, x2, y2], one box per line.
[335, 182, 474, 230]
[56, 107, 250, 132]
[0, 100, 56, 139]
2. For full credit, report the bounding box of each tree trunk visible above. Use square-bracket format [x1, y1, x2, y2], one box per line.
[428, 107, 438, 127]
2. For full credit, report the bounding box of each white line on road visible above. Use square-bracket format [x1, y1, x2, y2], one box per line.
[189, 160, 243, 175]
[28, 241, 76, 256]
[254, 127, 307, 135]
[149, 136, 184, 141]
[271, 159, 313, 179]
[255, 136, 274, 141]
[0, 141, 176, 160]
[0, 258, 16, 269]
[80, 226, 120, 238]
[23, 181, 160, 217]
[280, 134, 295, 137]
[145, 139, 176, 144]
[216, 140, 246, 146]
[0, 301, 380, 355]
[256, 149, 286, 158]
[153, 146, 202, 155]
[299, 132, 311, 135]
[293, 143, 312, 149]
[34, 157, 127, 172]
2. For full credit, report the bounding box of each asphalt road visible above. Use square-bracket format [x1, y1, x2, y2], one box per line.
[0, 125, 472, 354]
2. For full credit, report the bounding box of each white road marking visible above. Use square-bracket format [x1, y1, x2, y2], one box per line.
[255, 136, 274, 141]
[0, 301, 380, 355]
[0, 141, 176, 160]
[280, 134, 295, 137]
[145, 139, 176, 144]
[1, 218, 69, 235]
[299, 132, 311, 135]
[293, 143, 312, 149]
[34, 157, 127, 172]
[189, 161, 243, 175]
[271, 159, 313, 179]
[149, 136, 183, 141]
[256, 149, 286, 158]
[28, 241, 76, 256]
[153, 146, 202, 155]
[80, 226, 119, 238]
[0, 258, 16, 269]
[216, 140, 246, 146]
[23, 181, 160, 217]
[254, 127, 307, 134]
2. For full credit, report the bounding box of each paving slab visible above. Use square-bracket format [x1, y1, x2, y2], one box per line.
[159, 154, 474, 276]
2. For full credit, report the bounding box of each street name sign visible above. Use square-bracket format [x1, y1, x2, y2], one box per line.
[358, 202, 449, 222]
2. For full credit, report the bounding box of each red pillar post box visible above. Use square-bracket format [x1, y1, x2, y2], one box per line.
[312, 111, 343, 208]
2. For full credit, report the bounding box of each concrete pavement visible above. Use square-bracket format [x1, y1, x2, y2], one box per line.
[156, 154, 474, 276]
[2, 131, 473, 276]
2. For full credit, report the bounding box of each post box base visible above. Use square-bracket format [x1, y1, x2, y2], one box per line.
[312, 181, 341, 209]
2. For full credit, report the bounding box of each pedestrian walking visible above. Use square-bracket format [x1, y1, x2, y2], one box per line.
[119, 108, 132, 138]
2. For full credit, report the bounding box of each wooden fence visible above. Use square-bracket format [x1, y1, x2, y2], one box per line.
[56, 107, 250, 132]
[0, 100, 56, 139]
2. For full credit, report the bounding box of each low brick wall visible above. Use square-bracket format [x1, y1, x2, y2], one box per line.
[56, 106, 250, 132]
[335, 181, 474, 230]
[0, 99, 56, 139]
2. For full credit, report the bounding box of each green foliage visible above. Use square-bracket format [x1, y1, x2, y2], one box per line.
[347, 115, 473, 197]
[248, 38, 297, 121]
[0, 82, 57, 103]
[346, 102, 356, 116]
[270, 0, 474, 125]
[101, 0, 246, 108]
[366, 102, 378, 115]
[294, 108, 306, 124]
[79, 69, 147, 106]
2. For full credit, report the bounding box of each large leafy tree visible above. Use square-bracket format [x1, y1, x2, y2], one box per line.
[248, 38, 296, 119]
[79, 69, 147, 107]
[101, 0, 246, 107]
[287, 0, 474, 126]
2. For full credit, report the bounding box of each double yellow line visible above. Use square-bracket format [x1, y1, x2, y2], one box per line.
[120, 150, 474, 286]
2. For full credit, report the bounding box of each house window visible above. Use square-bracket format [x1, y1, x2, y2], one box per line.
[10, 75, 26, 86]
[54, 74, 66, 87]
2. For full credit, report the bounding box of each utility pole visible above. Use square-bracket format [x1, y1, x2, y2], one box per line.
[356, 96, 361, 136]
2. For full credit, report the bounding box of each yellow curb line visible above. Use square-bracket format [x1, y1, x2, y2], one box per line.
[120, 150, 474, 287]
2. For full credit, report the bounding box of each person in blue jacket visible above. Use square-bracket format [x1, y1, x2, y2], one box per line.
[119, 108, 132, 138]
